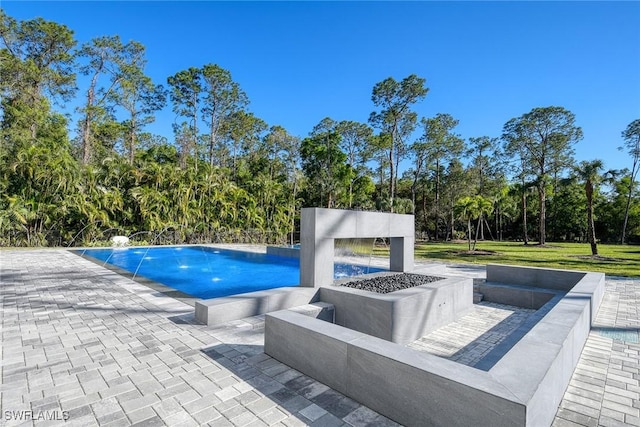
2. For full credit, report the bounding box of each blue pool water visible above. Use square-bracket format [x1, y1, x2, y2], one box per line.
[78, 246, 384, 299]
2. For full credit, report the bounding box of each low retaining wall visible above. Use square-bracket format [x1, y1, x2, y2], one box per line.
[475, 281, 559, 309]
[266, 310, 524, 426]
[265, 265, 606, 427]
[194, 287, 319, 325]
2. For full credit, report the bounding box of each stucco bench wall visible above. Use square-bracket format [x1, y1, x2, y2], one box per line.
[194, 287, 319, 325]
[265, 265, 606, 427]
[486, 264, 605, 325]
[265, 309, 525, 427]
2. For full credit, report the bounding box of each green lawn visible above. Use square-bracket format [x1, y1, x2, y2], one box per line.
[375, 241, 640, 278]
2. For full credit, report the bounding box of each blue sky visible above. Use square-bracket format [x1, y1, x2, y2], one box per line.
[4, 1, 640, 173]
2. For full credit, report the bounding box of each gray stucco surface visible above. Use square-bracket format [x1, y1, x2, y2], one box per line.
[265, 264, 607, 427]
[300, 208, 414, 287]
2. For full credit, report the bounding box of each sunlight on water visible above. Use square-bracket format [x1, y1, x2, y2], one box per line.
[78, 246, 386, 299]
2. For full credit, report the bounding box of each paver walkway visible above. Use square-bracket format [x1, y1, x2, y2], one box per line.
[0, 249, 638, 427]
[553, 277, 640, 427]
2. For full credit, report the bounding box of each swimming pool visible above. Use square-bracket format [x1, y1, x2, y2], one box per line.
[78, 246, 384, 299]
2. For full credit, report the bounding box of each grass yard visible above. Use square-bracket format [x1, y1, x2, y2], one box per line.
[374, 241, 640, 277]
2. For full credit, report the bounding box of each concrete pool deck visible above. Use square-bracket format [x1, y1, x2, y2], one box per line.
[1, 248, 639, 426]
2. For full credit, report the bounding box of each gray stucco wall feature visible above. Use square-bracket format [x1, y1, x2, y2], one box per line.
[487, 264, 586, 292]
[287, 302, 335, 323]
[347, 336, 525, 427]
[195, 287, 319, 325]
[265, 310, 364, 394]
[476, 282, 559, 309]
[300, 208, 415, 287]
[265, 310, 526, 427]
[264, 265, 606, 427]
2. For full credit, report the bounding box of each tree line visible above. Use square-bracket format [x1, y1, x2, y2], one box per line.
[1, 12, 639, 249]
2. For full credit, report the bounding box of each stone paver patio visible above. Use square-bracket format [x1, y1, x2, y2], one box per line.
[1, 248, 638, 426]
[408, 302, 536, 367]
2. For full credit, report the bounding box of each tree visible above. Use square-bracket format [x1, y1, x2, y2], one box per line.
[455, 195, 493, 251]
[0, 11, 76, 142]
[468, 136, 502, 239]
[173, 122, 196, 168]
[77, 36, 142, 164]
[619, 119, 640, 244]
[167, 67, 202, 164]
[603, 173, 640, 243]
[336, 120, 373, 208]
[368, 133, 391, 208]
[263, 125, 296, 181]
[200, 64, 248, 167]
[442, 159, 472, 240]
[575, 160, 604, 255]
[419, 113, 465, 239]
[503, 134, 534, 244]
[369, 74, 428, 211]
[111, 55, 166, 165]
[300, 130, 349, 208]
[224, 110, 267, 177]
[310, 118, 373, 208]
[502, 107, 582, 245]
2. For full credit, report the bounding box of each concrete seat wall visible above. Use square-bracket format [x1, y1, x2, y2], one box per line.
[265, 310, 526, 427]
[265, 265, 607, 426]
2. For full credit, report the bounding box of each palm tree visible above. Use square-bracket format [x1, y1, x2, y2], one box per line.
[455, 196, 480, 251]
[620, 119, 640, 244]
[455, 195, 494, 251]
[575, 160, 604, 256]
[472, 196, 494, 250]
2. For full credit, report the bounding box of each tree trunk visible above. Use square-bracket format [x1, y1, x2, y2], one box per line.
[422, 189, 429, 238]
[388, 146, 395, 212]
[349, 178, 354, 209]
[586, 181, 598, 255]
[411, 184, 417, 215]
[522, 189, 529, 245]
[291, 177, 297, 246]
[538, 184, 546, 245]
[483, 217, 494, 240]
[209, 110, 216, 168]
[82, 71, 100, 165]
[128, 114, 136, 165]
[434, 159, 440, 240]
[450, 210, 455, 241]
[473, 216, 481, 251]
[621, 164, 637, 244]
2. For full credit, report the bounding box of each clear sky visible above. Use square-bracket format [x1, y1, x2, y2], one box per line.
[4, 1, 640, 173]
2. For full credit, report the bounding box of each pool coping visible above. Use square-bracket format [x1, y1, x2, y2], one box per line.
[73, 250, 200, 307]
